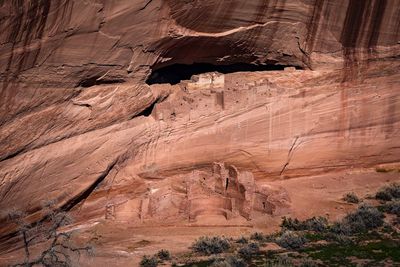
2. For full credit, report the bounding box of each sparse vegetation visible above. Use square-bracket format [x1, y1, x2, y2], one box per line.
[210, 256, 246, 267]
[238, 242, 259, 260]
[324, 232, 353, 244]
[375, 182, 400, 201]
[140, 255, 158, 267]
[342, 192, 360, 203]
[192, 236, 230, 255]
[263, 255, 294, 267]
[381, 200, 400, 216]
[157, 249, 171, 260]
[281, 216, 328, 232]
[302, 237, 400, 266]
[299, 258, 320, 267]
[332, 203, 384, 235]
[250, 232, 264, 242]
[276, 231, 307, 249]
[180, 183, 400, 267]
[236, 236, 248, 244]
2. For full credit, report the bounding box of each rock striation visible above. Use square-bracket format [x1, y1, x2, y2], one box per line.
[0, 0, 399, 254]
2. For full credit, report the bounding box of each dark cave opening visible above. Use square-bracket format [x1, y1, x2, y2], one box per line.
[131, 99, 158, 119]
[146, 63, 299, 85]
[77, 76, 125, 88]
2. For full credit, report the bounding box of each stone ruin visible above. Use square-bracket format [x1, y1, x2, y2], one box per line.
[106, 163, 290, 224]
[185, 162, 289, 221]
[186, 72, 225, 90]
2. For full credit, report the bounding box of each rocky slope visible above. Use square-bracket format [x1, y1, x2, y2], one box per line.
[0, 0, 399, 258]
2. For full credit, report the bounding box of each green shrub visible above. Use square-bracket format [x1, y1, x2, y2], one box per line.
[276, 231, 307, 249]
[192, 236, 230, 255]
[343, 192, 360, 204]
[140, 255, 158, 267]
[156, 249, 170, 260]
[238, 242, 259, 260]
[210, 256, 246, 267]
[375, 183, 400, 201]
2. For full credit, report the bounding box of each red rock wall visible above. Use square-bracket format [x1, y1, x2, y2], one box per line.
[0, 0, 399, 248]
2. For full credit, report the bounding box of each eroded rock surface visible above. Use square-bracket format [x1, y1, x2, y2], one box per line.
[85, 162, 289, 225]
[0, 0, 399, 255]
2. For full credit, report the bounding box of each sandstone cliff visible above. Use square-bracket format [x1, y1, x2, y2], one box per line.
[0, 0, 399, 257]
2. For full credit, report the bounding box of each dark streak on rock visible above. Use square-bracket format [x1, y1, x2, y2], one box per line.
[139, 0, 153, 11]
[340, 0, 388, 82]
[280, 136, 299, 176]
[367, 0, 387, 48]
[304, 0, 325, 68]
[0, 147, 26, 163]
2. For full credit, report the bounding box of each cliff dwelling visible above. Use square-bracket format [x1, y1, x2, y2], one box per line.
[0, 0, 399, 266]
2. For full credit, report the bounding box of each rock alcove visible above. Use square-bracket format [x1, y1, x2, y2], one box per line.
[146, 62, 301, 85]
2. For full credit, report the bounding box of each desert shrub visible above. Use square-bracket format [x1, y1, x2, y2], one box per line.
[250, 232, 264, 241]
[156, 249, 170, 260]
[381, 223, 395, 234]
[192, 236, 230, 255]
[325, 232, 353, 244]
[140, 255, 158, 267]
[375, 183, 400, 201]
[332, 204, 384, 234]
[343, 192, 360, 204]
[385, 182, 400, 198]
[304, 217, 328, 232]
[264, 255, 294, 267]
[236, 236, 248, 244]
[238, 242, 259, 260]
[382, 200, 400, 216]
[263, 233, 279, 242]
[330, 221, 352, 236]
[210, 256, 246, 267]
[345, 204, 384, 230]
[376, 190, 393, 201]
[299, 258, 320, 267]
[281, 216, 328, 232]
[281, 217, 303, 231]
[276, 231, 307, 249]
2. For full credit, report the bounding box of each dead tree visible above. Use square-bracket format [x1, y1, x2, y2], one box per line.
[6, 201, 94, 267]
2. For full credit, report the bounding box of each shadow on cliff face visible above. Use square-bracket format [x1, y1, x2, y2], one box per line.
[146, 63, 300, 85]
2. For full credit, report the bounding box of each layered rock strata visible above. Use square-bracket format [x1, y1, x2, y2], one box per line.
[0, 0, 399, 253]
